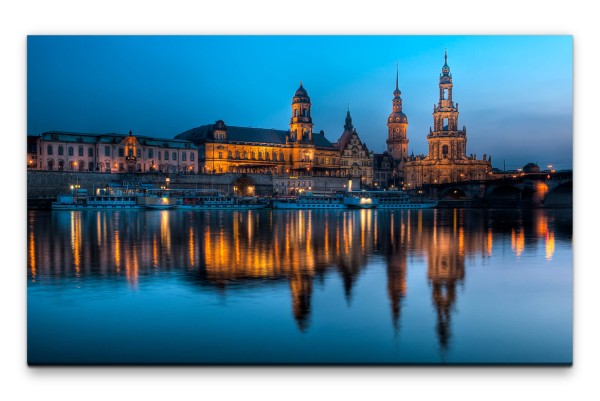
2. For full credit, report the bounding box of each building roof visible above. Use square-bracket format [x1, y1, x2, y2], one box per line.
[335, 129, 354, 151]
[176, 124, 336, 149]
[39, 131, 195, 149]
[292, 82, 311, 103]
[335, 129, 370, 153]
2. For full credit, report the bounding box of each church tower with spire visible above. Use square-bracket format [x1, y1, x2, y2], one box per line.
[290, 81, 314, 143]
[403, 51, 491, 189]
[386, 63, 409, 170]
[426, 50, 467, 162]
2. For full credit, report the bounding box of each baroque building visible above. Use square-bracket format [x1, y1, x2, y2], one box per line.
[29, 130, 198, 173]
[335, 110, 374, 187]
[176, 83, 341, 177]
[403, 52, 491, 188]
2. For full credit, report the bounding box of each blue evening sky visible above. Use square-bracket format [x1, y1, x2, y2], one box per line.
[27, 35, 573, 170]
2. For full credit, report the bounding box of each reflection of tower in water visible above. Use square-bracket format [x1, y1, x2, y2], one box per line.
[289, 272, 313, 332]
[381, 210, 410, 330]
[427, 209, 466, 352]
[387, 254, 407, 329]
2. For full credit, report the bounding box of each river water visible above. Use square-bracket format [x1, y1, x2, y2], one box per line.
[27, 208, 572, 364]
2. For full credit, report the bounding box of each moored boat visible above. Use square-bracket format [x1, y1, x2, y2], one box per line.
[52, 188, 143, 210]
[137, 189, 180, 210]
[172, 189, 268, 210]
[361, 190, 437, 209]
[343, 193, 379, 209]
[272, 194, 346, 209]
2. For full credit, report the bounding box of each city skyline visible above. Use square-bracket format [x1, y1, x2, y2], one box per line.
[27, 35, 573, 170]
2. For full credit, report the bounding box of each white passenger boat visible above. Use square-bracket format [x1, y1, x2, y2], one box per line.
[343, 193, 379, 209]
[52, 188, 143, 210]
[52, 187, 180, 210]
[272, 194, 346, 209]
[362, 190, 438, 209]
[176, 191, 268, 210]
[138, 189, 180, 210]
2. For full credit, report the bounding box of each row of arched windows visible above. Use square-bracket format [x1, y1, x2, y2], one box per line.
[225, 149, 285, 162]
[293, 108, 310, 117]
[44, 144, 196, 162]
[158, 151, 195, 161]
[46, 145, 94, 157]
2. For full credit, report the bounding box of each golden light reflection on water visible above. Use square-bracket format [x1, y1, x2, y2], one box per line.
[160, 211, 171, 257]
[28, 208, 570, 342]
[114, 225, 121, 272]
[512, 228, 525, 257]
[189, 226, 195, 267]
[152, 234, 158, 269]
[546, 232, 555, 261]
[28, 230, 36, 280]
[70, 212, 82, 276]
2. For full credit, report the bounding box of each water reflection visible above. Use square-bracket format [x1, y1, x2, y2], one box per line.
[27, 208, 572, 348]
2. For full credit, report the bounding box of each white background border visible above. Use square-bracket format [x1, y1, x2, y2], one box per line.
[2, 1, 595, 400]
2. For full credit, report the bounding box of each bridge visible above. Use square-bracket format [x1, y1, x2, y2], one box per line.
[417, 171, 572, 208]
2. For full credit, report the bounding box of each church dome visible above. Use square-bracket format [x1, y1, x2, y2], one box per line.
[293, 82, 310, 103]
[388, 111, 408, 124]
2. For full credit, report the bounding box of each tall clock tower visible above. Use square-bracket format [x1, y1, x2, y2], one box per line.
[386, 64, 409, 169]
[426, 50, 467, 162]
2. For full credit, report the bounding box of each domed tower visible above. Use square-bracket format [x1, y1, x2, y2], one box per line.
[427, 50, 467, 161]
[386, 64, 409, 166]
[290, 81, 313, 143]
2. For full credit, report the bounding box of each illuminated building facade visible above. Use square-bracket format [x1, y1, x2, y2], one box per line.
[30, 130, 198, 173]
[335, 110, 374, 186]
[403, 52, 491, 188]
[176, 83, 341, 177]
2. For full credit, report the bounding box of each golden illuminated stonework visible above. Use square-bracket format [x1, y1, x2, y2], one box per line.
[176, 82, 341, 177]
[403, 51, 491, 188]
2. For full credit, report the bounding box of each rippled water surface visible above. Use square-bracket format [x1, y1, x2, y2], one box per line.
[27, 208, 572, 364]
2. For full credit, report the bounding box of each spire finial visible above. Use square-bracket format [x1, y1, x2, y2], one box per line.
[129, 129, 132, 136]
[344, 107, 353, 131]
[444, 49, 447, 64]
[300, 80, 303, 87]
[396, 61, 399, 91]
